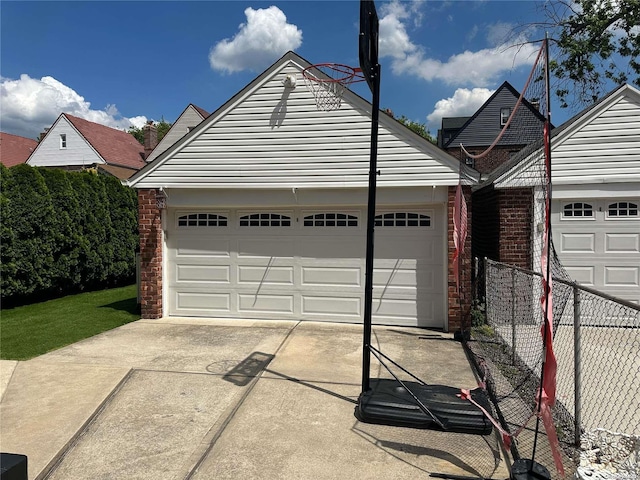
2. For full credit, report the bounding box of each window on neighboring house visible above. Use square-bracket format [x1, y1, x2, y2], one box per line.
[563, 202, 594, 218]
[464, 157, 475, 168]
[239, 213, 291, 227]
[608, 202, 639, 218]
[60, 134, 67, 149]
[177, 213, 227, 227]
[303, 213, 358, 227]
[500, 108, 511, 126]
[375, 212, 431, 227]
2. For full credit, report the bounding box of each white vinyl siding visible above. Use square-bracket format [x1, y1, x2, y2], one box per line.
[550, 94, 640, 184]
[146, 106, 207, 163]
[495, 86, 640, 188]
[132, 57, 464, 189]
[28, 116, 103, 167]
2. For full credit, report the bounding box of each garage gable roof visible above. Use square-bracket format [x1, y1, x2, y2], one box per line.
[128, 51, 478, 189]
[491, 83, 640, 189]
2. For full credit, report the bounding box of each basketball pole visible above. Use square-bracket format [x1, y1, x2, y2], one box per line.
[362, 62, 381, 393]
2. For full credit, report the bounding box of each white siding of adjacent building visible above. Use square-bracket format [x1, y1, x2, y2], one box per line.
[494, 84, 640, 188]
[130, 55, 464, 190]
[551, 91, 640, 185]
[145, 106, 206, 163]
[494, 84, 640, 303]
[27, 116, 103, 168]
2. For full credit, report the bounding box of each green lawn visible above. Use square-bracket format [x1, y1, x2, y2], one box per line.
[1, 285, 140, 360]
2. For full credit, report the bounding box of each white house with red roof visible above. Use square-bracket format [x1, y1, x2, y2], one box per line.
[0, 132, 38, 167]
[27, 113, 146, 180]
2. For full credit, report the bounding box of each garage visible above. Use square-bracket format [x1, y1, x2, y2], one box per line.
[553, 197, 640, 304]
[166, 204, 445, 327]
[492, 83, 640, 305]
[130, 51, 477, 331]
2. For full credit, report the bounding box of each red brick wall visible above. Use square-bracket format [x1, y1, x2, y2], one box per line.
[447, 185, 472, 332]
[138, 189, 163, 318]
[498, 188, 532, 269]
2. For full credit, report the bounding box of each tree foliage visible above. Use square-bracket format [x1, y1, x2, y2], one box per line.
[1, 165, 138, 306]
[539, 0, 640, 108]
[128, 119, 172, 145]
[393, 114, 437, 144]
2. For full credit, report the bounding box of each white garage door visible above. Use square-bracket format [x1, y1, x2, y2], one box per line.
[166, 206, 445, 327]
[554, 198, 640, 304]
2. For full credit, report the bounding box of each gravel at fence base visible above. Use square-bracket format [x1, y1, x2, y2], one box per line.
[576, 429, 639, 480]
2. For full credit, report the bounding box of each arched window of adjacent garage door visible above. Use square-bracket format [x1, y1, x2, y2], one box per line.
[303, 213, 358, 227]
[607, 201, 639, 218]
[375, 212, 431, 227]
[239, 213, 291, 227]
[563, 202, 593, 218]
[177, 213, 228, 227]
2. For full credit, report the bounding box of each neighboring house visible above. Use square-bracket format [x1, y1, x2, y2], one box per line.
[0, 132, 38, 167]
[436, 117, 469, 150]
[144, 104, 210, 163]
[484, 83, 640, 304]
[128, 51, 479, 331]
[27, 113, 147, 180]
[442, 81, 547, 174]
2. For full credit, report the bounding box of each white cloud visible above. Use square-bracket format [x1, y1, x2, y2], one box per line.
[378, 1, 539, 86]
[0, 74, 147, 139]
[379, 7, 418, 59]
[426, 87, 494, 129]
[209, 6, 302, 73]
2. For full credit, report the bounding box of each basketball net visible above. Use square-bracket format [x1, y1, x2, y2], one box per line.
[302, 64, 363, 111]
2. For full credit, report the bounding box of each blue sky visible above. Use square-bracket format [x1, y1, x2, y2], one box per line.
[1, 1, 571, 140]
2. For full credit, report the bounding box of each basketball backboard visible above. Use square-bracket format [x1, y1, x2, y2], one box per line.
[359, 0, 379, 94]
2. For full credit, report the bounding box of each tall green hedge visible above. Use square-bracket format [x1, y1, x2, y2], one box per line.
[1, 164, 138, 306]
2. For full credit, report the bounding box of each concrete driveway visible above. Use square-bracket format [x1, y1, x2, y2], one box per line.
[0, 319, 511, 480]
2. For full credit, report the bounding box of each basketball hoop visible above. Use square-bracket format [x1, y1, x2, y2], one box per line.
[302, 63, 364, 111]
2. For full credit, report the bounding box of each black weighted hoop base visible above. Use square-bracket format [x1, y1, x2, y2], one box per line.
[355, 379, 493, 435]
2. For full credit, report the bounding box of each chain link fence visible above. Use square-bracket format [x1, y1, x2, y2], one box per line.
[466, 258, 639, 476]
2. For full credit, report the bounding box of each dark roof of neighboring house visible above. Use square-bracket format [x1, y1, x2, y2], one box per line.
[190, 104, 210, 119]
[97, 164, 140, 180]
[64, 114, 146, 170]
[0, 132, 38, 167]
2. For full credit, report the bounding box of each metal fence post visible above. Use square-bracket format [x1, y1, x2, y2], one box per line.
[573, 283, 582, 445]
[484, 257, 489, 321]
[511, 267, 516, 363]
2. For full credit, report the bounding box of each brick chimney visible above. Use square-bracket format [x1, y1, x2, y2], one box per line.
[143, 121, 158, 159]
[38, 127, 50, 141]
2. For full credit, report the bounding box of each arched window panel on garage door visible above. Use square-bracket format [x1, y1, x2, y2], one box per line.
[375, 212, 431, 227]
[303, 212, 359, 227]
[177, 213, 228, 227]
[239, 213, 292, 227]
[562, 202, 594, 219]
[607, 201, 639, 218]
